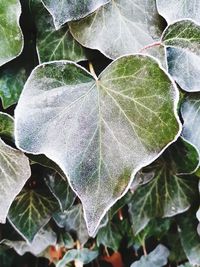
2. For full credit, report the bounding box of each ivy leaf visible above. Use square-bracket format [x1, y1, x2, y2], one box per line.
[15, 56, 180, 235]
[1, 227, 57, 256]
[96, 222, 122, 251]
[44, 171, 76, 211]
[41, 0, 109, 29]
[130, 244, 170, 267]
[56, 248, 98, 267]
[129, 138, 198, 234]
[181, 94, 200, 162]
[30, 0, 86, 63]
[8, 188, 59, 242]
[0, 0, 23, 66]
[178, 212, 200, 266]
[0, 112, 14, 141]
[0, 138, 31, 224]
[156, 0, 200, 24]
[162, 20, 200, 92]
[54, 204, 89, 245]
[69, 0, 162, 59]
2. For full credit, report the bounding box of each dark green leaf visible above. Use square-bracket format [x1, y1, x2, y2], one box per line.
[8, 187, 59, 242]
[0, 112, 14, 140]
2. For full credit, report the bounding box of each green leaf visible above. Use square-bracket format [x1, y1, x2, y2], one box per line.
[178, 212, 200, 266]
[30, 0, 86, 63]
[0, 112, 14, 140]
[15, 56, 180, 235]
[0, 0, 23, 66]
[44, 171, 76, 211]
[56, 248, 98, 267]
[41, 0, 109, 29]
[96, 222, 122, 251]
[58, 232, 74, 249]
[129, 138, 198, 234]
[69, 0, 162, 59]
[156, 0, 200, 24]
[181, 94, 200, 162]
[162, 19, 200, 92]
[0, 138, 31, 224]
[1, 227, 57, 256]
[54, 204, 89, 245]
[130, 244, 169, 267]
[8, 187, 59, 242]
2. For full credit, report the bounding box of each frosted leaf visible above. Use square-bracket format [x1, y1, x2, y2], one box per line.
[69, 0, 162, 59]
[0, 0, 23, 66]
[156, 0, 200, 24]
[0, 138, 31, 223]
[15, 56, 181, 235]
[41, 0, 110, 29]
[1, 227, 57, 256]
[162, 20, 200, 92]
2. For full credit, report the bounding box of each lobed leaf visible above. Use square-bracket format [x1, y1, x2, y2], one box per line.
[41, 0, 110, 29]
[69, 0, 162, 59]
[0, 138, 31, 224]
[8, 188, 59, 242]
[15, 56, 180, 235]
[129, 138, 199, 234]
[0, 0, 23, 66]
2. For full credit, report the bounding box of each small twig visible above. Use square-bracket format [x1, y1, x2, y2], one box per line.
[139, 42, 161, 53]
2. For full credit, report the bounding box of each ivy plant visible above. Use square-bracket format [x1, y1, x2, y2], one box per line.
[0, 0, 200, 266]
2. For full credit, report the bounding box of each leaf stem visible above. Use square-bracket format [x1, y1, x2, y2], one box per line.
[142, 241, 147, 256]
[139, 42, 161, 53]
[89, 62, 98, 80]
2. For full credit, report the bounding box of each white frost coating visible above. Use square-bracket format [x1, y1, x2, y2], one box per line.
[69, 0, 162, 59]
[156, 0, 200, 24]
[162, 19, 200, 92]
[15, 56, 181, 236]
[0, 138, 31, 223]
[41, 0, 110, 29]
[1, 227, 57, 256]
[0, 0, 24, 67]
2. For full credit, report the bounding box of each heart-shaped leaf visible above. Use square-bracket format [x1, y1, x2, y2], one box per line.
[156, 0, 200, 24]
[162, 20, 200, 92]
[131, 244, 170, 267]
[69, 0, 162, 59]
[41, 0, 110, 29]
[129, 138, 199, 234]
[8, 188, 59, 242]
[15, 55, 180, 235]
[31, 0, 86, 63]
[0, 138, 31, 224]
[0, 0, 23, 66]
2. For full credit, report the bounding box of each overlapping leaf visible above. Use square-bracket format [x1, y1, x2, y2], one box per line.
[162, 20, 200, 92]
[156, 0, 200, 24]
[41, 0, 110, 29]
[31, 0, 86, 63]
[0, 0, 23, 66]
[129, 138, 199, 234]
[0, 138, 31, 224]
[131, 244, 170, 267]
[15, 55, 179, 234]
[8, 188, 59, 242]
[0, 112, 14, 140]
[15, 56, 180, 235]
[69, 0, 163, 59]
[1, 227, 57, 256]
